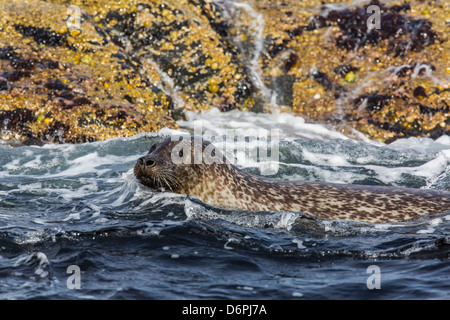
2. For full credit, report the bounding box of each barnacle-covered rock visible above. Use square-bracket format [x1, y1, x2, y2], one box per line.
[254, 0, 449, 142]
[0, 0, 178, 144]
[0, 0, 448, 144]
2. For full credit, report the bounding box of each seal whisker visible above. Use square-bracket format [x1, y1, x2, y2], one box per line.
[162, 177, 173, 191]
[164, 173, 181, 189]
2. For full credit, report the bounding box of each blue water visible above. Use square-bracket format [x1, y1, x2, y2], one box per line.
[0, 127, 449, 299]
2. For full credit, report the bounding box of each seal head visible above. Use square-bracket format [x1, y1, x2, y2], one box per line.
[134, 136, 227, 193]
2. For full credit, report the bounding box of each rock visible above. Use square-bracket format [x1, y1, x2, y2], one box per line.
[254, 0, 449, 142]
[0, 0, 178, 144]
[0, 0, 448, 143]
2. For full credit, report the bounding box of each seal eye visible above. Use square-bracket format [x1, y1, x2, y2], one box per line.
[148, 143, 158, 154]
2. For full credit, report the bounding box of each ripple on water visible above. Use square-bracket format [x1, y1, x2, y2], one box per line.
[0, 123, 449, 299]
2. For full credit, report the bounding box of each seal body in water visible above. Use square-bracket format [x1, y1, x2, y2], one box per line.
[134, 136, 450, 223]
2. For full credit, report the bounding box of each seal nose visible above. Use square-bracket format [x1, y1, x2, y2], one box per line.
[138, 157, 156, 167]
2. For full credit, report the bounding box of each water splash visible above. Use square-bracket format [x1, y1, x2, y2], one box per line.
[142, 58, 186, 109]
[213, 0, 278, 112]
[177, 107, 350, 141]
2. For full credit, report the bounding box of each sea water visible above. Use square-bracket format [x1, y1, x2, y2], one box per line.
[0, 109, 449, 299]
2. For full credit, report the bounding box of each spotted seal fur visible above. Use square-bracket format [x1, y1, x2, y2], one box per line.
[134, 136, 450, 223]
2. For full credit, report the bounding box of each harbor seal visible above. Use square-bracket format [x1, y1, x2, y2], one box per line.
[134, 136, 450, 223]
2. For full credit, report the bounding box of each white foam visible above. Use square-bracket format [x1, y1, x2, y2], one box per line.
[353, 151, 448, 185]
[34, 252, 50, 278]
[279, 136, 450, 186]
[46, 153, 136, 178]
[416, 227, 435, 234]
[237, 286, 254, 291]
[302, 148, 351, 166]
[388, 136, 450, 153]
[292, 239, 306, 249]
[224, 237, 240, 250]
[22, 155, 42, 168]
[177, 107, 349, 141]
[14, 252, 50, 278]
[3, 159, 21, 170]
[63, 212, 81, 221]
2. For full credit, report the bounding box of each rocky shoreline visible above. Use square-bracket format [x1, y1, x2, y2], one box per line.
[0, 0, 448, 144]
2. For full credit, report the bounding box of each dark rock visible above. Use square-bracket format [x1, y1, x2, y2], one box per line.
[72, 97, 92, 106]
[45, 78, 68, 91]
[46, 120, 69, 143]
[117, 110, 127, 120]
[396, 63, 435, 77]
[354, 93, 390, 112]
[334, 64, 358, 77]
[310, 69, 332, 90]
[56, 91, 75, 100]
[0, 108, 34, 132]
[14, 25, 66, 46]
[268, 39, 289, 58]
[2, 70, 31, 82]
[11, 58, 38, 70]
[390, 4, 411, 13]
[0, 46, 20, 60]
[413, 86, 427, 98]
[235, 81, 253, 101]
[312, 0, 437, 55]
[123, 94, 134, 103]
[288, 27, 303, 38]
[284, 53, 299, 71]
[171, 108, 187, 121]
[0, 80, 9, 91]
[95, 109, 106, 118]
[306, 15, 328, 30]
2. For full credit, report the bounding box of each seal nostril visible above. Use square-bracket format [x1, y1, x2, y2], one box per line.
[138, 157, 144, 165]
[145, 159, 155, 167]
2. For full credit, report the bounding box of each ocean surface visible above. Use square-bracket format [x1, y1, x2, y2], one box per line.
[0, 108, 449, 299]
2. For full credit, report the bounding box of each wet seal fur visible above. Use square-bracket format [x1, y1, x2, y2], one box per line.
[134, 136, 450, 223]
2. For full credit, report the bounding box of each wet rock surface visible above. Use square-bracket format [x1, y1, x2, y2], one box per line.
[0, 0, 448, 143]
[254, 0, 449, 142]
[0, 0, 179, 144]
